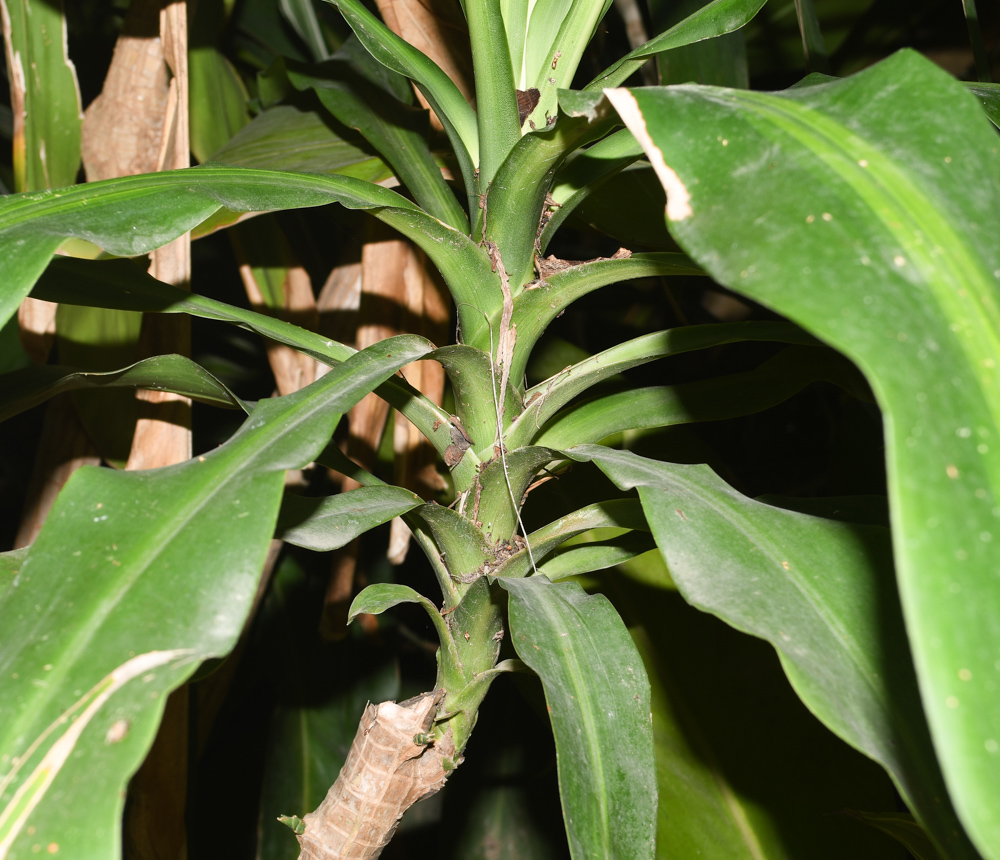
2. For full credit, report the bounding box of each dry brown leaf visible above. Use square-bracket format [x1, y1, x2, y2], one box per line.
[296, 691, 455, 860]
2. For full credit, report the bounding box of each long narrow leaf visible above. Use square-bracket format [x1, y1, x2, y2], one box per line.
[608, 50, 1000, 856]
[587, 0, 767, 90]
[568, 445, 979, 860]
[500, 575, 656, 860]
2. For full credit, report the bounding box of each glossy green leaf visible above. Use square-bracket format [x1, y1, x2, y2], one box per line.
[966, 82, 1000, 130]
[587, 0, 767, 90]
[279, 0, 331, 60]
[498, 498, 648, 579]
[347, 582, 435, 623]
[627, 594, 905, 860]
[649, 0, 749, 89]
[0, 0, 81, 191]
[536, 345, 868, 448]
[500, 575, 656, 860]
[0, 165, 496, 366]
[0, 354, 246, 423]
[0, 335, 431, 859]
[508, 321, 817, 448]
[320, 0, 479, 192]
[276, 485, 422, 551]
[30, 257, 475, 485]
[509, 252, 705, 385]
[189, 46, 251, 163]
[538, 531, 656, 579]
[209, 104, 391, 182]
[287, 44, 469, 230]
[609, 50, 1000, 856]
[348, 584, 461, 688]
[570, 445, 979, 860]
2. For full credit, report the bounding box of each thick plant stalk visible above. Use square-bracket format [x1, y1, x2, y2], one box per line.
[295, 691, 456, 859]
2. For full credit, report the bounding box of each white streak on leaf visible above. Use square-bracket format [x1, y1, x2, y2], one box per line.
[604, 88, 692, 221]
[0, 650, 193, 859]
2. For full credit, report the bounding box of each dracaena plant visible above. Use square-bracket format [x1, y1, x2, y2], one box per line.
[2, 0, 1000, 858]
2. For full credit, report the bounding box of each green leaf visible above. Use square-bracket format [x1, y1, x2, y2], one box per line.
[509, 252, 703, 384]
[587, 0, 767, 91]
[189, 46, 251, 163]
[498, 498, 649, 579]
[347, 582, 435, 623]
[500, 576, 656, 860]
[649, 0, 750, 89]
[966, 82, 1000, 130]
[467, 0, 520, 186]
[31, 257, 476, 487]
[347, 583, 462, 690]
[0, 165, 494, 337]
[287, 43, 469, 231]
[538, 531, 656, 579]
[0, 0, 81, 191]
[279, 0, 331, 60]
[0, 354, 247, 423]
[276, 485, 423, 551]
[507, 321, 817, 449]
[320, 0, 479, 194]
[0, 335, 431, 858]
[209, 103, 392, 182]
[628, 594, 906, 860]
[570, 445, 979, 860]
[536, 345, 868, 448]
[608, 50, 1000, 856]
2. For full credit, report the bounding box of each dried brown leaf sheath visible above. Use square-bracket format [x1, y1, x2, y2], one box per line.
[296, 691, 455, 860]
[516, 88, 540, 126]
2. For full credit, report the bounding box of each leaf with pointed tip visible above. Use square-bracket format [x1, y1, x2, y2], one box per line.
[609, 51, 1000, 855]
[277, 486, 423, 551]
[0, 355, 247, 423]
[0, 335, 431, 859]
[587, 0, 767, 90]
[0, 165, 494, 339]
[536, 345, 868, 448]
[508, 321, 817, 449]
[320, 0, 479, 193]
[567, 445, 979, 860]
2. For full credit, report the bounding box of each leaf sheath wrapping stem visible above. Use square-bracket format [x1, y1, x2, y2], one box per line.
[295, 690, 456, 860]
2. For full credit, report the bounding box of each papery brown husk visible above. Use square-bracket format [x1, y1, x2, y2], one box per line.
[295, 690, 457, 860]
